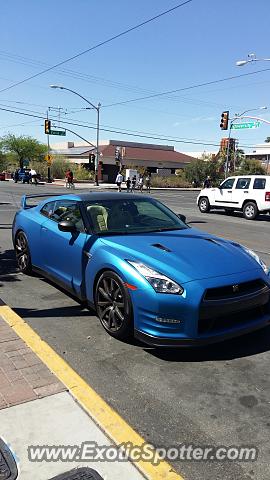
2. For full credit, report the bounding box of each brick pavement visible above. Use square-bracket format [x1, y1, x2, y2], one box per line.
[0, 316, 66, 408]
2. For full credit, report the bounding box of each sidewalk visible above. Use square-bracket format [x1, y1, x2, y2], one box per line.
[0, 309, 146, 480]
[51, 179, 200, 191]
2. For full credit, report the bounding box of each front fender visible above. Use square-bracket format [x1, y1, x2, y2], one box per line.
[84, 248, 152, 304]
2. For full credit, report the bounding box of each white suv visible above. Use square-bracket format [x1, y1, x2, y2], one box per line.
[197, 175, 270, 220]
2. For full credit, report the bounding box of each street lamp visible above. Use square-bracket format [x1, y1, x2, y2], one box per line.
[50, 85, 101, 186]
[236, 53, 270, 66]
[224, 106, 267, 177]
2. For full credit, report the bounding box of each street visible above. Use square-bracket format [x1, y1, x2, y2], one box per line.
[1, 181, 270, 480]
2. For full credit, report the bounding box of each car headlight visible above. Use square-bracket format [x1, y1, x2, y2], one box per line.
[241, 246, 268, 274]
[127, 261, 184, 294]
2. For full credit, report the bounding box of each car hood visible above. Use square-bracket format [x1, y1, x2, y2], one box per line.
[100, 228, 261, 283]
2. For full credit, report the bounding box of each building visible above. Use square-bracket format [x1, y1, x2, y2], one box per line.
[51, 139, 197, 182]
[245, 143, 270, 172]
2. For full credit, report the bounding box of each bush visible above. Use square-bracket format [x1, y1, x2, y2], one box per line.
[150, 175, 191, 188]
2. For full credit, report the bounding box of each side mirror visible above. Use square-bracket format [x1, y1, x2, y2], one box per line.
[177, 213, 186, 224]
[58, 220, 77, 232]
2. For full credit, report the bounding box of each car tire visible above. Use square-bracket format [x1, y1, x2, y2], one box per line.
[95, 270, 133, 340]
[243, 202, 258, 220]
[198, 197, 210, 213]
[14, 231, 33, 274]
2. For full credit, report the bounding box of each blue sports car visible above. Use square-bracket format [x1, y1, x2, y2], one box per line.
[12, 192, 270, 346]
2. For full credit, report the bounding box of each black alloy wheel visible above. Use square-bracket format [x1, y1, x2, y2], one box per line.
[95, 271, 133, 339]
[15, 231, 32, 274]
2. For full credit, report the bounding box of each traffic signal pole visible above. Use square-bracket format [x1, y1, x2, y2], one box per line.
[224, 121, 232, 178]
[46, 110, 52, 183]
[95, 105, 100, 186]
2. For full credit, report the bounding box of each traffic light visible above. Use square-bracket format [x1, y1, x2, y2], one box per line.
[115, 146, 121, 162]
[44, 119, 51, 134]
[220, 111, 229, 130]
[89, 153, 95, 171]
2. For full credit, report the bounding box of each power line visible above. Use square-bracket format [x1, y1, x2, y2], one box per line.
[0, 105, 260, 149]
[0, 1, 192, 94]
[0, 51, 250, 111]
[102, 67, 270, 107]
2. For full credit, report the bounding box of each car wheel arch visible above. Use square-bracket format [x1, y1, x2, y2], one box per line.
[242, 199, 258, 209]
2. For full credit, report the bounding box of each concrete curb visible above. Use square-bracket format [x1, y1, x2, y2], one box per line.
[0, 301, 184, 480]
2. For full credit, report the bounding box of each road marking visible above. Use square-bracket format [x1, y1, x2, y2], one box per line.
[0, 303, 184, 480]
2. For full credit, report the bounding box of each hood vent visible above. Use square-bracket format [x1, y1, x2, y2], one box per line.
[204, 238, 221, 246]
[152, 243, 171, 252]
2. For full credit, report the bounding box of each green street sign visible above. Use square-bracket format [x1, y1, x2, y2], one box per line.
[49, 129, 66, 136]
[231, 121, 261, 130]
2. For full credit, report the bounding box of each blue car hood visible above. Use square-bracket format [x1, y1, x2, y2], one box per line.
[100, 228, 260, 283]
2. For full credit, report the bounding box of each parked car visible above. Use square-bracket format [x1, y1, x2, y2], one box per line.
[16, 169, 31, 183]
[12, 192, 270, 347]
[0, 172, 6, 181]
[197, 175, 270, 220]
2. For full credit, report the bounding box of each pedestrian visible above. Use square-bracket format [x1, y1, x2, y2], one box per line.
[138, 175, 144, 192]
[115, 171, 124, 192]
[29, 167, 38, 184]
[203, 176, 211, 188]
[14, 169, 19, 183]
[65, 169, 74, 189]
[126, 177, 131, 193]
[145, 175, 151, 193]
[131, 175, 137, 192]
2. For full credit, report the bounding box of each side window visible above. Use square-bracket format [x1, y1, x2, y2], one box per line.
[40, 201, 55, 218]
[253, 178, 266, 189]
[50, 201, 85, 232]
[235, 178, 251, 189]
[220, 178, 235, 189]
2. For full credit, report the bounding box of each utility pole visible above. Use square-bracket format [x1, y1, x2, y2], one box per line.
[46, 109, 52, 183]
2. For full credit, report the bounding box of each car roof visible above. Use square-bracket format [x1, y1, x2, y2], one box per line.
[73, 192, 148, 201]
[37, 192, 150, 204]
[227, 175, 269, 179]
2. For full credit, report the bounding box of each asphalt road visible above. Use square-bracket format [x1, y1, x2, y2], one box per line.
[1, 181, 270, 480]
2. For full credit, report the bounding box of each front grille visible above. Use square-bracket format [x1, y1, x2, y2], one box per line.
[204, 279, 266, 301]
[198, 305, 269, 335]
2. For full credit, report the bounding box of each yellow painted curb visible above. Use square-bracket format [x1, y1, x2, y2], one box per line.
[0, 304, 184, 480]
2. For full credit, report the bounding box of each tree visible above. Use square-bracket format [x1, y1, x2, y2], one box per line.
[184, 159, 208, 186]
[238, 158, 266, 175]
[0, 134, 47, 169]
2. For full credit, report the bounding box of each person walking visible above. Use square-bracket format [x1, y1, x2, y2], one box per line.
[65, 169, 74, 189]
[138, 175, 144, 193]
[203, 176, 211, 188]
[145, 175, 151, 193]
[131, 175, 137, 192]
[29, 167, 38, 184]
[115, 171, 124, 192]
[126, 177, 131, 193]
[13, 169, 19, 183]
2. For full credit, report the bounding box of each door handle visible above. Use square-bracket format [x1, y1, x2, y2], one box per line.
[41, 226, 48, 231]
[227, 190, 232, 193]
[244, 191, 249, 193]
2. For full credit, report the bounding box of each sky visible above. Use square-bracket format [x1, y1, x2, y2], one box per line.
[1, 0, 270, 155]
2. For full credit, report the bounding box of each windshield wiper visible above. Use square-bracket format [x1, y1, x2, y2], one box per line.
[147, 226, 186, 232]
[96, 226, 186, 236]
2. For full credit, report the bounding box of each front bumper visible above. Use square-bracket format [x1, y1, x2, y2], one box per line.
[131, 270, 270, 347]
[135, 317, 270, 347]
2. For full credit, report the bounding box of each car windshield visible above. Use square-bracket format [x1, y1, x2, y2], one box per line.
[84, 198, 187, 235]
